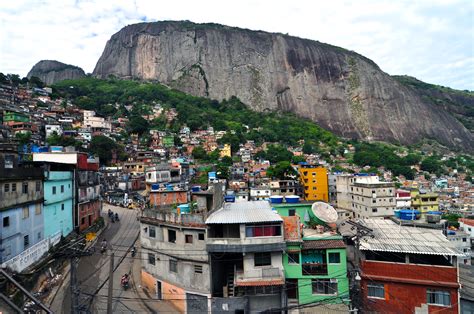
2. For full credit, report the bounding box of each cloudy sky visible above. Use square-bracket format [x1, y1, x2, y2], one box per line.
[1, 0, 473, 90]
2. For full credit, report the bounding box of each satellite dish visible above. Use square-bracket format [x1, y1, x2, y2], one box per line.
[311, 202, 338, 224]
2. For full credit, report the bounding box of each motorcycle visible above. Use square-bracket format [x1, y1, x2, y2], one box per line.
[121, 274, 130, 290]
[131, 247, 136, 258]
[115, 213, 119, 222]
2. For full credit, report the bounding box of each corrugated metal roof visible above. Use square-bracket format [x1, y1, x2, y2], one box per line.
[302, 239, 346, 250]
[358, 219, 463, 256]
[205, 201, 283, 224]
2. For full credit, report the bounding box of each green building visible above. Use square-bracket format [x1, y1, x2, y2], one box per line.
[162, 135, 174, 148]
[2, 111, 29, 124]
[273, 202, 349, 309]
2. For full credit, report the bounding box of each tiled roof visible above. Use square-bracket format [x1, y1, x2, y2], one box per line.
[205, 201, 282, 224]
[235, 279, 284, 286]
[355, 219, 462, 256]
[302, 239, 346, 250]
[459, 218, 474, 227]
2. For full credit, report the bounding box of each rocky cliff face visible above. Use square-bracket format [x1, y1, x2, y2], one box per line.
[93, 21, 473, 151]
[28, 60, 85, 85]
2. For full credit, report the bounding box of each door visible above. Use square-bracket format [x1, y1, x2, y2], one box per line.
[287, 279, 298, 300]
[156, 281, 162, 300]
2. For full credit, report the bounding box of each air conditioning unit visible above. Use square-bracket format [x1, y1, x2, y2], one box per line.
[330, 279, 338, 283]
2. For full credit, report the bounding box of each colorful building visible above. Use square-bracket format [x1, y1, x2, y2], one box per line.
[274, 202, 349, 310]
[0, 143, 46, 271]
[219, 144, 231, 158]
[43, 169, 74, 238]
[298, 165, 328, 202]
[411, 189, 439, 213]
[2, 111, 29, 125]
[340, 219, 461, 314]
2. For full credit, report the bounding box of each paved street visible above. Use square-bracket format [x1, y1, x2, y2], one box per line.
[50, 203, 177, 313]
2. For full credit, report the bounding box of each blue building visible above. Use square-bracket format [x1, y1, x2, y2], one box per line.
[0, 142, 45, 270]
[43, 169, 74, 238]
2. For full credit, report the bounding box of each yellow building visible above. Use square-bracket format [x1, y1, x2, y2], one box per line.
[410, 189, 439, 213]
[298, 165, 328, 201]
[219, 144, 231, 158]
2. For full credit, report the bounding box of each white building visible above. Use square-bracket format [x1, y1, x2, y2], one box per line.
[83, 110, 111, 131]
[45, 124, 62, 138]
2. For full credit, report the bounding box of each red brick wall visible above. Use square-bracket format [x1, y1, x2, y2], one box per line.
[361, 261, 459, 314]
[78, 200, 101, 231]
[149, 191, 187, 207]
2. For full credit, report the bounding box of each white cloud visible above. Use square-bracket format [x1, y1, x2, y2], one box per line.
[0, 0, 472, 90]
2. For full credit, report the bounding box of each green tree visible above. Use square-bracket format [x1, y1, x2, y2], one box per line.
[90, 135, 122, 165]
[267, 161, 297, 179]
[15, 132, 31, 145]
[420, 156, 442, 173]
[127, 116, 150, 135]
[29, 76, 44, 88]
[192, 146, 207, 160]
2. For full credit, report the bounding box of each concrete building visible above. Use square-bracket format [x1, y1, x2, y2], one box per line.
[206, 201, 286, 313]
[45, 124, 62, 138]
[82, 110, 111, 131]
[351, 178, 396, 218]
[411, 190, 439, 213]
[149, 190, 187, 208]
[0, 142, 45, 270]
[340, 219, 462, 314]
[395, 189, 411, 208]
[335, 174, 354, 211]
[77, 158, 101, 232]
[274, 203, 349, 311]
[269, 179, 302, 198]
[328, 173, 337, 205]
[446, 230, 471, 265]
[249, 187, 271, 201]
[298, 165, 328, 202]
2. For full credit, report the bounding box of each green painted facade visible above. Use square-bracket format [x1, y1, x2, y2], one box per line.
[3, 112, 29, 123]
[274, 203, 350, 306]
[162, 135, 174, 148]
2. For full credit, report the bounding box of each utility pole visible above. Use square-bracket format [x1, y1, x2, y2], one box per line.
[70, 257, 79, 314]
[342, 220, 373, 314]
[107, 252, 115, 314]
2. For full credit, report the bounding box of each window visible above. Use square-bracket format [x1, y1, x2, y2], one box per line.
[312, 279, 337, 295]
[245, 224, 282, 237]
[185, 235, 193, 243]
[149, 226, 156, 238]
[61, 185, 64, 193]
[24, 235, 29, 248]
[170, 260, 178, 273]
[372, 199, 376, 204]
[22, 207, 29, 219]
[37, 232, 42, 240]
[52, 186, 56, 194]
[81, 217, 85, 225]
[36, 181, 41, 192]
[4, 183, 10, 192]
[463, 238, 467, 242]
[148, 253, 156, 265]
[368, 283, 385, 299]
[4, 155, 14, 168]
[328, 252, 340, 264]
[168, 229, 176, 243]
[61, 204, 65, 211]
[12, 183, 16, 192]
[372, 208, 378, 213]
[194, 265, 203, 274]
[254, 252, 272, 266]
[22, 182, 28, 194]
[289, 209, 296, 216]
[198, 233, 205, 241]
[427, 290, 450, 306]
[3, 216, 10, 227]
[288, 253, 300, 264]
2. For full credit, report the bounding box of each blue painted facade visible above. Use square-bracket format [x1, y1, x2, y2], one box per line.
[0, 203, 44, 263]
[43, 171, 74, 238]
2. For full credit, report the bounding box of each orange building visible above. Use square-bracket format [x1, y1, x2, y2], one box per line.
[298, 165, 328, 201]
[149, 190, 187, 207]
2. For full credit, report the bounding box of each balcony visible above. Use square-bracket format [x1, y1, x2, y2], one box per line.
[235, 267, 284, 286]
[141, 208, 205, 227]
[302, 263, 328, 276]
